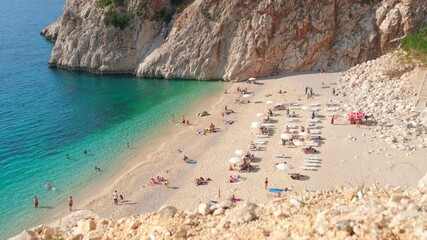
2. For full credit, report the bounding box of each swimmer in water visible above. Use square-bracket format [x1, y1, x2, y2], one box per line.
[45, 183, 53, 189]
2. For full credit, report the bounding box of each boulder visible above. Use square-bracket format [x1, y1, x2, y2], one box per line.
[198, 203, 210, 215]
[158, 205, 178, 218]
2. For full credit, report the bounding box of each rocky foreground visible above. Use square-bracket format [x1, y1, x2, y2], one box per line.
[43, 0, 427, 80]
[13, 183, 427, 240]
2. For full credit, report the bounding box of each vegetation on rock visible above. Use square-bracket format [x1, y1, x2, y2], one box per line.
[97, 0, 123, 9]
[401, 27, 427, 61]
[104, 8, 133, 29]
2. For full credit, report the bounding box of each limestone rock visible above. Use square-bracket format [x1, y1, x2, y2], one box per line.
[43, 0, 427, 80]
[198, 203, 210, 215]
[158, 205, 178, 218]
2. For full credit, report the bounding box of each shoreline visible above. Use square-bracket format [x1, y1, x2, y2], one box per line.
[43, 81, 231, 224]
[39, 70, 427, 232]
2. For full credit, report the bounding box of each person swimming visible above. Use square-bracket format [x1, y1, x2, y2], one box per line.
[45, 183, 53, 189]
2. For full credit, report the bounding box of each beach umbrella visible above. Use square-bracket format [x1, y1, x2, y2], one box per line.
[248, 77, 256, 81]
[266, 100, 274, 105]
[281, 133, 293, 140]
[276, 163, 291, 170]
[242, 94, 252, 98]
[348, 111, 364, 119]
[229, 157, 242, 164]
[235, 149, 245, 156]
[251, 122, 261, 129]
[275, 102, 284, 106]
[294, 140, 305, 147]
[256, 113, 264, 117]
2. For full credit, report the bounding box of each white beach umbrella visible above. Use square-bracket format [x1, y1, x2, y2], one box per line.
[266, 100, 274, 105]
[251, 122, 262, 129]
[294, 141, 305, 147]
[256, 113, 264, 117]
[229, 157, 242, 164]
[248, 77, 256, 81]
[281, 133, 293, 140]
[235, 150, 245, 156]
[242, 94, 252, 98]
[276, 163, 291, 170]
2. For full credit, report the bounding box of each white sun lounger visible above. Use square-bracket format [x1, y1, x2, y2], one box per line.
[309, 129, 320, 134]
[309, 103, 321, 107]
[256, 134, 270, 138]
[308, 107, 320, 111]
[253, 140, 268, 144]
[325, 107, 337, 111]
[305, 141, 319, 146]
[273, 153, 286, 158]
[261, 123, 274, 127]
[300, 166, 319, 171]
[288, 106, 301, 110]
[309, 118, 320, 123]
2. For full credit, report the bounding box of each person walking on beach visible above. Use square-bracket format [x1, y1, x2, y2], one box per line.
[310, 87, 313, 96]
[221, 112, 225, 121]
[264, 177, 268, 190]
[34, 196, 39, 208]
[330, 115, 335, 124]
[182, 116, 186, 124]
[170, 115, 175, 123]
[113, 190, 118, 205]
[68, 196, 73, 211]
[304, 86, 308, 95]
[312, 111, 315, 119]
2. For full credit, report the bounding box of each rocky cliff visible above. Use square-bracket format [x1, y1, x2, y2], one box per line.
[43, 0, 427, 80]
[11, 184, 427, 239]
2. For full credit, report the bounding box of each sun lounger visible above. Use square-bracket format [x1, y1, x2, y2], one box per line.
[309, 129, 320, 134]
[309, 103, 320, 107]
[308, 107, 320, 111]
[287, 118, 297, 122]
[300, 166, 318, 171]
[273, 153, 286, 158]
[304, 156, 319, 160]
[249, 144, 261, 151]
[288, 106, 301, 110]
[269, 188, 285, 193]
[305, 141, 319, 146]
[256, 134, 270, 138]
[309, 118, 320, 123]
[261, 123, 274, 127]
[253, 139, 268, 144]
[325, 107, 337, 111]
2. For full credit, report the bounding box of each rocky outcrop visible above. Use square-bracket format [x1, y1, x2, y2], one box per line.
[337, 50, 427, 151]
[43, 0, 427, 80]
[11, 185, 427, 239]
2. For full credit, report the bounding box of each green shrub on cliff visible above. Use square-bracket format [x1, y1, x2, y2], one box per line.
[98, 0, 123, 9]
[401, 27, 427, 54]
[104, 8, 133, 29]
[401, 27, 427, 63]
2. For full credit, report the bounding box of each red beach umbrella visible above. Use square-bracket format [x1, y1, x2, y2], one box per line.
[348, 111, 365, 119]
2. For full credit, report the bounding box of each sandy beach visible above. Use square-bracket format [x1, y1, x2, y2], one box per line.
[46, 70, 427, 223]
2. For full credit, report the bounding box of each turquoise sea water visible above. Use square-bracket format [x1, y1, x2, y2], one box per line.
[0, 0, 220, 238]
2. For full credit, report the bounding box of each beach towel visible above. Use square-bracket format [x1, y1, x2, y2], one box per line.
[186, 160, 197, 164]
[269, 188, 285, 193]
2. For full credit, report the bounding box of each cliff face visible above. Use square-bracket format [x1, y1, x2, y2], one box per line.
[43, 0, 427, 80]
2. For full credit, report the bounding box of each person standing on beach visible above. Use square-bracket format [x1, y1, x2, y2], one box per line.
[221, 112, 225, 121]
[182, 116, 186, 124]
[312, 111, 315, 119]
[331, 115, 335, 124]
[68, 196, 73, 211]
[310, 88, 313, 96]
[113, 190, 118, 205]
[264, 177, 268, 190]
[171, 115, 175, 123]
[34, 196, 38, 208]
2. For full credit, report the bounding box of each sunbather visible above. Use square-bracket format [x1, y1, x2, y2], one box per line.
[229, 175, 239, 183]
[302, 146, 317, 154]
[183, 155, 190, 163]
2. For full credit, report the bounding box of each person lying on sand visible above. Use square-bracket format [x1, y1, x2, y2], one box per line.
[183, 155, 190, 163]
[229, 175, 239, 183]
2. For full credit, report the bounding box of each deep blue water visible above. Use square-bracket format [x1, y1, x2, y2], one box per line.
[0, 0, 220, 238]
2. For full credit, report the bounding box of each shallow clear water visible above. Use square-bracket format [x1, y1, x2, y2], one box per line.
[0, 0, 220, 237]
